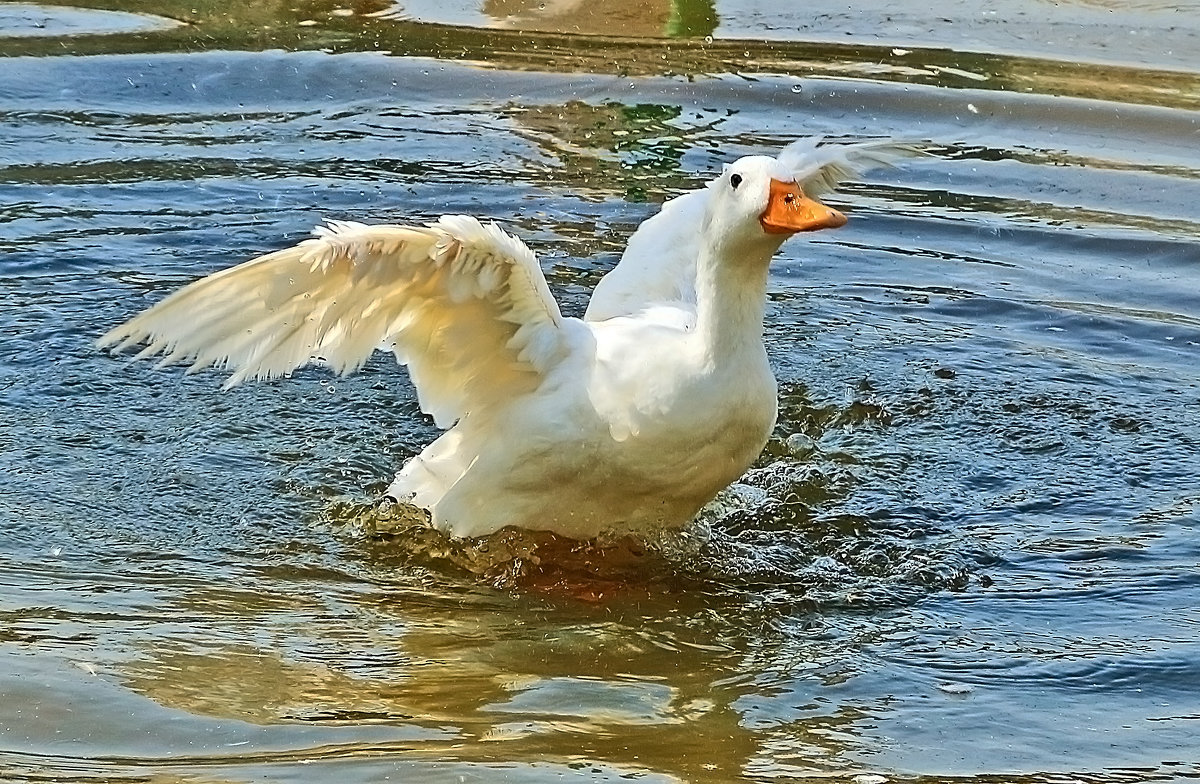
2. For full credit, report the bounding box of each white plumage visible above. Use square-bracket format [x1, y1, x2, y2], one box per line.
[99, 137, 920, 539]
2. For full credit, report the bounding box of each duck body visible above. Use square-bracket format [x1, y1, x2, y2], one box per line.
[99, 139, 917, 539]
[393, 174, 798, 538]
[395, 301, 778, 538]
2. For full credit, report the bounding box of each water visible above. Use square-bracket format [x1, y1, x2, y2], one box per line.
[2, 1, 1199, 781]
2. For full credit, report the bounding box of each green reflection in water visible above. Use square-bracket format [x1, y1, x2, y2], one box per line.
[508, 101, 699, 202]
[666, 0, 718, 39]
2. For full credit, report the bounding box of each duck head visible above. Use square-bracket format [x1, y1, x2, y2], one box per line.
[705, 155, 847, 251]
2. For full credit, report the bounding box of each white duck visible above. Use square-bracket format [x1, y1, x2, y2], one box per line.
[100, 138, 916, 540]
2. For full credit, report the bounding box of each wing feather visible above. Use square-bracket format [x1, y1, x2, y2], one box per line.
[779, 136, 928, 197]
[99, 216, 566, 427]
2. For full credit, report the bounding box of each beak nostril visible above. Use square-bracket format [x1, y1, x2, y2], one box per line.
[761, 178, 845, 234]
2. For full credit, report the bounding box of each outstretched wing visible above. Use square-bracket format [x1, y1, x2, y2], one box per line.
[583, 189, 707, 323]
[98, 216, 567, 427]
[779, 136, 927, 197]
[585, 137, 925, 322]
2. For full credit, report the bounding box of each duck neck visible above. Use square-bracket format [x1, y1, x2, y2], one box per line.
[693, 234, 777, 364]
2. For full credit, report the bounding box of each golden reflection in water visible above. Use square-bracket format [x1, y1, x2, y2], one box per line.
[482, 0, 716, 38]
[121, 578, 869, 780]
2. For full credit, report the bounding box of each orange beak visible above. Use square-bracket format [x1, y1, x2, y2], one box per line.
[760, 179, 847, 235]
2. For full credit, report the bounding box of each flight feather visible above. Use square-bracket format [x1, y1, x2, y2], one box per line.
[98, 216, 566, 428]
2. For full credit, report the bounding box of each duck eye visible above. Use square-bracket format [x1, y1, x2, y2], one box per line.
[730, 173, 743, 189]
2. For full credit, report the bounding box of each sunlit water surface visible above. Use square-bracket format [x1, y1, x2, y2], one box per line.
[1, 1, 1199, 782]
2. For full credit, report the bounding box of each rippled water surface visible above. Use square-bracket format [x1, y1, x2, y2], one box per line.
[2, 1, 1200, 782]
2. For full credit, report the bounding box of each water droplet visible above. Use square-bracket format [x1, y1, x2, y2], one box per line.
[703, 35, 713, 44]
[790, 84, 802, 94]
[785, 433, 815, 457]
